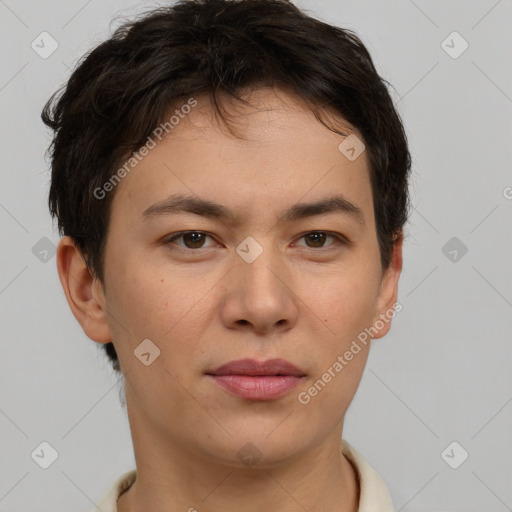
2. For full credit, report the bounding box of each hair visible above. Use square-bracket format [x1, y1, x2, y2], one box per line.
[42, 0, 412, 374]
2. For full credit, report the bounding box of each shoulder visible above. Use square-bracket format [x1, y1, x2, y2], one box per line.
[342, 439, 395, 512]
[88, 469, 137, 512]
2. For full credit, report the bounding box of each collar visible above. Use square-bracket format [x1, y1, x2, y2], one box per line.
[90, 439, 395, 511]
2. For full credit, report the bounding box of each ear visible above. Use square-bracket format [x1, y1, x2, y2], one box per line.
[371, 232, 403, 340]
[56, 236, 112, 343]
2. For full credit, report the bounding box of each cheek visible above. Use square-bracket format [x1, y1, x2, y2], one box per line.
[106, 261, 213, 367]
[107, 249, 189, 326]
[305, 262, 381, 342]
[297, 269, 377, 418]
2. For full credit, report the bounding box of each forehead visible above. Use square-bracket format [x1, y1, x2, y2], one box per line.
[109, 86, 374, 227]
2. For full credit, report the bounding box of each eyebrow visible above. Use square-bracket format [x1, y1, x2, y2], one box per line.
[142, 193, 365, 225]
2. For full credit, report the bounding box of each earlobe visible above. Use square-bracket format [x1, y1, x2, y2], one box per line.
[372, 233, 403, 340]
[56, 236, 112, 343]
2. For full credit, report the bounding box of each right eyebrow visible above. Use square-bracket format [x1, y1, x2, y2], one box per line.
[142, 194, 237, 223]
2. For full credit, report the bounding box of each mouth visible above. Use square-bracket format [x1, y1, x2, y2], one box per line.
[206, 358, 306, 401]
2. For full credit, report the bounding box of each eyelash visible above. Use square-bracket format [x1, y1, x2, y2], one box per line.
[163, 231, 349, 251]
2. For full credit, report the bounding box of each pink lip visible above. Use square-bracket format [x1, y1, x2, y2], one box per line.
[206, 358, 305, 401]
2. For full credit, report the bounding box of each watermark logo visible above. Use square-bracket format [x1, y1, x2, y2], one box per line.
[338, 134, 365, 161]
[32, 237, 57, 263]
[298, 302, 402, 405]
[441, 236, 468, 263]
[441, 441, 469, 469]
[134, 338, 161, 366]
[31, 31, 58, 59]
[93, 97, 198, 200]
[31, 441, 59, 469]
[237, 442, 262, 467]
[236, 236, 264, 263]
[441, 31, 469, 59]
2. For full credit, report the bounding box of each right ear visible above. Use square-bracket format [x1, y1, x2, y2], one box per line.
[56, 236, 112, 343]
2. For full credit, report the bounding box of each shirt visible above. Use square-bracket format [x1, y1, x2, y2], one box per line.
[89, 439, 395, 511]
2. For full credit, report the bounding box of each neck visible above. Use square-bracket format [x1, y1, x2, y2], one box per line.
[117, 397, 359, 512]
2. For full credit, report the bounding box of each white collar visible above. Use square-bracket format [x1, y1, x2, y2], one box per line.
[90, 439, 395, 511]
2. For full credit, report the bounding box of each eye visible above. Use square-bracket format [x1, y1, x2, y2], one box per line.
[164, 231, 217, 250]
[294, 231, 346, 249]
[163, 230, 348, 252]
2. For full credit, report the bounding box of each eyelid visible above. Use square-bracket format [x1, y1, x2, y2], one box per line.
[291, 231, 350, 249]
[164, 231, 218, 249]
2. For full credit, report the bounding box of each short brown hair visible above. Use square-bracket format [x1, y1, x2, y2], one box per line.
[42, 0, 411, 373]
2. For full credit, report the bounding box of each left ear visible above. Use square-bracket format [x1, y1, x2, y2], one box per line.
[371, 232, 403, 340]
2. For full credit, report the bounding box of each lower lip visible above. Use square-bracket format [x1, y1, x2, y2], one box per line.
[209, 375, 303, 400]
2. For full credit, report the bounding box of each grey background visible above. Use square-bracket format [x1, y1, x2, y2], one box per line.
[0, 0, 511, 510]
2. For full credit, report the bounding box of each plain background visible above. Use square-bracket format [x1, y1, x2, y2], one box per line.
[0, 0, 511, 510]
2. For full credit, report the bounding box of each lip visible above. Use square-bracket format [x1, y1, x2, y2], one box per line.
[206, 358, 306, 401]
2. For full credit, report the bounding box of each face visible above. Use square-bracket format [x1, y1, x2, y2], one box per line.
[59, 86, 402, 468]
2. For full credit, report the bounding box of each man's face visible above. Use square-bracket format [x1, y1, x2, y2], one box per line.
[89, 87, 401, 465]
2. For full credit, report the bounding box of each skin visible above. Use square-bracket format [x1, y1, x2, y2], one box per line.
[57, 86, 402, 512]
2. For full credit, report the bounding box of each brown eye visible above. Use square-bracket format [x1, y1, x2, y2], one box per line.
[304, 232, 327, 248]
[166, 231, 215, 249]
[294, 231, 347, 250]
[183, 232, 206, 248]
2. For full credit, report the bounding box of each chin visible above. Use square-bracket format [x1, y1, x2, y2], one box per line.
[200, 427, 310, 469]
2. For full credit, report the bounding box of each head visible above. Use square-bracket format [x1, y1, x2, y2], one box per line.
[43, 0, 410, 465]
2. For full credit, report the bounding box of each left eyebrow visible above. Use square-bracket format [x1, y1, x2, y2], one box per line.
[279, 195, 365, 226]
[142, 193, 365, 226]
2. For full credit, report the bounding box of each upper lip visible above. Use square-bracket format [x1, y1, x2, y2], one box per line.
[207, 358, 305, 377]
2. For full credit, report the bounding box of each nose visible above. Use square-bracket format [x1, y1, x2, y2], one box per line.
[219, 242, 299, 336]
